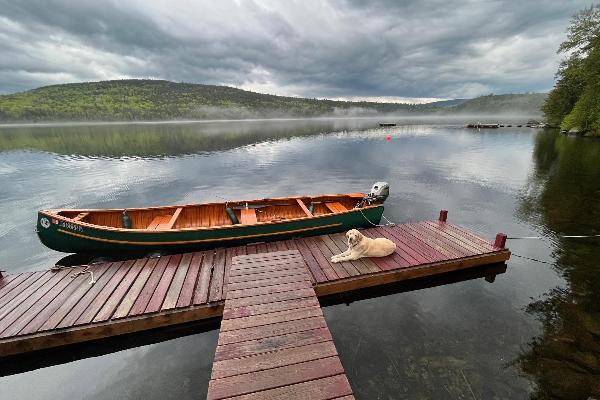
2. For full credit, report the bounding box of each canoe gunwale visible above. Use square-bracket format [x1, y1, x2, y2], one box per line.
[39, 196, 378, 235]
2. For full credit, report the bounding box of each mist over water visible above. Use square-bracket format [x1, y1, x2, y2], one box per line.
[0, 119, 596, 399]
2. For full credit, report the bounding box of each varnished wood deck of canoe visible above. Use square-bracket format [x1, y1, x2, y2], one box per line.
[0, 219, 510, 357]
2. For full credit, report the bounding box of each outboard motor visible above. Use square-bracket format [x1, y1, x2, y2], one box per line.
[365, 181, 390, 204]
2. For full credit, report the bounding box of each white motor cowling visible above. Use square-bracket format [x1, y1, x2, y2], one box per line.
[366, 181, 390, 204]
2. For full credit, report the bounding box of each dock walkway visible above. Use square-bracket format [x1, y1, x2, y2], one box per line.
[0, 217, 511, 356]
[207, 250, 354, 399]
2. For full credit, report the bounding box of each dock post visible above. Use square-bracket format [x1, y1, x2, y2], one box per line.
[439, 210, 448, 222]
[0, 270, 4, 278]
[494, 233, 507, 249]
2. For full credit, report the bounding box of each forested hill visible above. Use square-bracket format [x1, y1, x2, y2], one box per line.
[0, 79, 545, 122]
[444, 93, 547, 116]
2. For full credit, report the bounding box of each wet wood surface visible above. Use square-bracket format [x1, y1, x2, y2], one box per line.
[207, 250, 354, 399]
[0, 221, 510, 356]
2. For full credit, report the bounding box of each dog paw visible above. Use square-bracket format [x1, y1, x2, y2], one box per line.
[330, 256, 338, 263]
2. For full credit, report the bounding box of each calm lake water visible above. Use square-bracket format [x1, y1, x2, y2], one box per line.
[0, 119, 598, 399]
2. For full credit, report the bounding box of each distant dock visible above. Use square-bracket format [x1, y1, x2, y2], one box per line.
[0, 212, 510, 358]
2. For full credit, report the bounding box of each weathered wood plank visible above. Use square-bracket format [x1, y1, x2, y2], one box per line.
[93, 258, 148, 322]
[222, 297, 321, 320]
[128, 257, 169, 316]
[145, 254, 181, 313]
[208, 248, 227, 303]
[207, 356, 345, 399]
[214, 326, 333, 362]
[39, 264, 114, 330]
[214, 374, 354, 400]
[220, 306, 323, 332]
[176, 252, 203, 308]
[226, 280, 312, 299]
[57, 262, 123, 328]
[112, 258, 158, 318]
[193, 250, 213, 305]
[162, 253, 192, 310]
[75, 261, 132, 324]
[211, 341, 338, 379]
[0, 271, 53, 319]
[0, 269, 72, 337]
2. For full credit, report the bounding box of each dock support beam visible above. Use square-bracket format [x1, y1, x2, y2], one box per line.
[439, 210, 448, 222]
[494, 233, 507, 249]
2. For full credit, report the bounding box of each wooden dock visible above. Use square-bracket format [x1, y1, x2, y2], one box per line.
[0, 215, 510, 357]
[208, 250, 354, 399]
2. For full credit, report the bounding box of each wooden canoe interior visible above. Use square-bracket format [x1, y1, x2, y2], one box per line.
[55, 195, 365, 230]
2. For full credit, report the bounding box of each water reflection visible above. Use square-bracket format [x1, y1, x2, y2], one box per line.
[517, 130, 600, 399]
[0, 119, 383, 157]
[0, 121, 586, 399]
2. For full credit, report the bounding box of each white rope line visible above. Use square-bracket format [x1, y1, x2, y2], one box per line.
[51, 264, 96, 285]
[359, 208, 396, 227]
[508, 234, 600, 239]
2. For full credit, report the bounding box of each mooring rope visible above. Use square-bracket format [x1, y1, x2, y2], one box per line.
[511, 253, 556, 266]
[51, 264, 96, 285]
[359, 208, 396, 227]
[508, 234, 600, 239]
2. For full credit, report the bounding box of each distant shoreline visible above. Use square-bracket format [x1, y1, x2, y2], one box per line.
[0, 114, 545, 129]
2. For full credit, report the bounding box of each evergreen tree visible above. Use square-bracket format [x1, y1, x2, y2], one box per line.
[544, 5, 600, 135]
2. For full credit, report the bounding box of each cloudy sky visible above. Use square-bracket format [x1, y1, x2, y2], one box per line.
[0, 0, 593, 101]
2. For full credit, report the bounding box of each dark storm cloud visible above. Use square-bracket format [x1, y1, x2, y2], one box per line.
[0, 0, 592, 98]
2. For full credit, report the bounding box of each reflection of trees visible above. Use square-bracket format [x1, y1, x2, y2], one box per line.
[517, 130, 600, 399]
[0, 119, 377, 157]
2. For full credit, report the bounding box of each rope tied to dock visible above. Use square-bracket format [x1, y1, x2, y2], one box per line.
[511, 253, 556, 266]
[51, 264, 96, 285]
[358, 208, 396, 227]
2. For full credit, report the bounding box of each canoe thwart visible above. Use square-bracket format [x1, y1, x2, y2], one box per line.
[296, 199, 313, 217]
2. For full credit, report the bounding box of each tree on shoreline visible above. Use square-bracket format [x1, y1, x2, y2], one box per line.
[543, 5, 600, 136]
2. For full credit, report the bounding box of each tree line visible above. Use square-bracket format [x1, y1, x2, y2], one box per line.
[544, 5, 600, 136]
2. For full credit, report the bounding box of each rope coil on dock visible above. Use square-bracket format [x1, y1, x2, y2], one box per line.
[51, 264, 97, 285]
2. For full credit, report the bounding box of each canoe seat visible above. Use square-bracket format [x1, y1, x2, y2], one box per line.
[147, 215, 172, 230]
[325, 202, 347, 213]
[240, 209, 258, 225]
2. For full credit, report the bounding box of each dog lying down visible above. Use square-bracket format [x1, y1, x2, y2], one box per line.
[331, 229, 396, 263]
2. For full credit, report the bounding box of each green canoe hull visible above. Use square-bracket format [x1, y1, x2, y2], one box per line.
[36, 206, 384, 255]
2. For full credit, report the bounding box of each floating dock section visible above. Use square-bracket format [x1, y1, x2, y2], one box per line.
[0, 215, 510, 357]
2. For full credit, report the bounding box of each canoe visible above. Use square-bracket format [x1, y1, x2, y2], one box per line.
[36, 191, 387, 255]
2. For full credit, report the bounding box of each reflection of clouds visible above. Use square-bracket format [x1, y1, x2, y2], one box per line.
[0, 330, 218, 400]
[0, 123, 568, 400]
[0, 125, 540, 272]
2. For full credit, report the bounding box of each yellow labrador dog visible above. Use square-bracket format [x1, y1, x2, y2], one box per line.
[331, 229, 396, 263]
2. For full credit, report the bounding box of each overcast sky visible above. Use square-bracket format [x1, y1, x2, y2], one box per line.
[0, 0, 593, 101]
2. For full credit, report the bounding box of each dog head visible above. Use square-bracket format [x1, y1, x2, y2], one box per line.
[346, 229, 363, 247]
